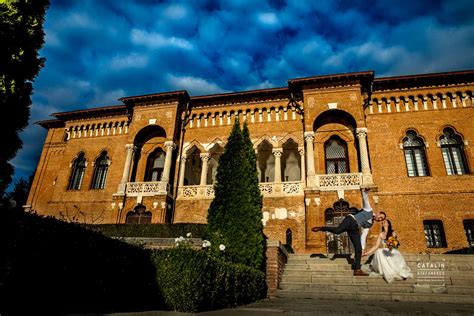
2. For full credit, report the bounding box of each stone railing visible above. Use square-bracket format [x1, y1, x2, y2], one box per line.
[177, 185, 215, 199]
[177, 181, 304, 199]
[316, 173, 362, 191]
[125, 181, 169, 196]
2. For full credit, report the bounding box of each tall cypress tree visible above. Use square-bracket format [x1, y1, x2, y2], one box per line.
[206, 119, 264, 270]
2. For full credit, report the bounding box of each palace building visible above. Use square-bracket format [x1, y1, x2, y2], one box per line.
[27, 70, 474, 254]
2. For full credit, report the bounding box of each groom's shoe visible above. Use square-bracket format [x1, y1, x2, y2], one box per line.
[353, 269, 369, 276]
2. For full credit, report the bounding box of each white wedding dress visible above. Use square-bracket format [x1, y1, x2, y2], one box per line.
[364, 243, 413, 283]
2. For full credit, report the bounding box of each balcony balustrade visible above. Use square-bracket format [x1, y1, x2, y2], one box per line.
[177, 181, 304, 199]
[125, 181, 169, 196]
[316, 173, 363, 191]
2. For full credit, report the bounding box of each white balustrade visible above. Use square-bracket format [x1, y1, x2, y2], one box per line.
[316, 173, 362, 190]
[177, 181, 304, 199]
[125, 181, 169, 196]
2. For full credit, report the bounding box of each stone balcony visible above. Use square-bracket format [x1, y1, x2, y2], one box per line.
[177, 181, 305, 199]
[125, 181, 169, 197]
[315, 173, 363, 191]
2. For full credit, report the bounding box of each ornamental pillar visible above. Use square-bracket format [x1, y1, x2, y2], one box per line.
[272, 148, 283, 183]
[161, 141, 176, 183]
[304, 132, 318, 188]
[118, 144, 136, 193]
[356, 128, 374, 186]
[178, 155, 187, 187]
[200, 153, 211, 186]
[298, 147, 306, 184]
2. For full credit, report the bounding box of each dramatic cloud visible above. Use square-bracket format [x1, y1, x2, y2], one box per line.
[10, 0, 474, 186]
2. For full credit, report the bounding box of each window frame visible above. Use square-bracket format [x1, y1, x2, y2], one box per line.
[423, 220, 447, 248]
[90, 151, 109, 190]
[324, 136, 349, 174]
[440, 128, 469, 175]
[68, 153, 86, 190]
[402, 130, 429, 177]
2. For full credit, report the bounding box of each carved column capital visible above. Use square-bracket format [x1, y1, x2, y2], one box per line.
[200, 153, 211, 162]
[164, 141, 176, 151]
[272, 148, 283, 157]
[125, 144, 136, 153]
[304, 131, 315, 142]
[356, 128, 368, 139]
[298, 147, 305, 156]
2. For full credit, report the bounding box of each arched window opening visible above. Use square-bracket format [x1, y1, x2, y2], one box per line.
[440, 128, 469, 175]
[403, 130, 429, 177]
[184, 147, 202, 185]
[464, 220, 474, 246]
[125, 204, 152, 224]
[282, 139, 301, 182]
[91, 151, 109, 189]
[257, 140, 274, 182]
[325, 136, 349, 174]
[68, 153, 86, 190]
[145, 148, 165, 182]
[207, 144, 224, 184]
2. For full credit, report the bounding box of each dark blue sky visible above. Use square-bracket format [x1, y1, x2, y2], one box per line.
[11, 0, 474, 186]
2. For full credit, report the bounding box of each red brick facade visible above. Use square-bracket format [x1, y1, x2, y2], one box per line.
[27, 70, 474, 254]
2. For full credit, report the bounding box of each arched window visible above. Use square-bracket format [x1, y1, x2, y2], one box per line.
[125, 204, 152, 224]
[68, 153, 86, 190]
[325, 136, 349, 174]
[403, 130, 429, 177]
[146, 149, 165, 181]
[286, 228, 293, 246]
[440, 128, 469, 175]
[91, 151, 109, 189]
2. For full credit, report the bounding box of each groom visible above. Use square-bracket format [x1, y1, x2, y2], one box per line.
[312, 188, 386, 276]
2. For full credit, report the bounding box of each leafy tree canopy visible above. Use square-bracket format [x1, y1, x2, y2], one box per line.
[0, 0, 49, 196]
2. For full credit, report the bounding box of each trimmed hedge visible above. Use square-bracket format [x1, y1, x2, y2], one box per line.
[86, 223, 207, 238]
[0, 208, 160, 314]
[152, 247, 266, 312]
[1, 209, 266, 313]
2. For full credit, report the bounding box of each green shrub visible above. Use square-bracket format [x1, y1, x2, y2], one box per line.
[85, 223, 207, 238]
[152, 247, 266, 312]
[0, 208, 160, 314]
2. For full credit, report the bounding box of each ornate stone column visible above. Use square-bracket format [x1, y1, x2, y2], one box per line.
[178, 155, 187, 187]
[199, 153, 211, 186]
[161, 141, 176, 183]
[304, 132, 317, 187]
[118, 144, 136, 193]
[298, 147, 306, 184]
[272, 148, 283, 183]
[356, 128, 374, 186]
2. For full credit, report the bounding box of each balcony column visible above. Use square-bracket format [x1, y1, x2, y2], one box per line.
[304, 132, 317, 187]
[200, 153, 211, 186]
[356, 128, 374, 186]
[298, 147, 306, 184]
[272, 148, 283, 183]
[178, 155, 187, 187]
[118, 144, 136, 193]
[161, 141, 176, 184]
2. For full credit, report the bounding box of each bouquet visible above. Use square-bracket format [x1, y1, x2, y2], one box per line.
[386, 236, 400, 250]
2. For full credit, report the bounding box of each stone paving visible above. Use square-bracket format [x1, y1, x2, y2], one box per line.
[99, 297, 474, 316]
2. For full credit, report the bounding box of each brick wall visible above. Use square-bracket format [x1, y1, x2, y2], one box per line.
[265, 240, 289, 298]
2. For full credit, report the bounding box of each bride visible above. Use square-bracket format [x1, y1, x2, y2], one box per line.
[362, 219, 413, 283]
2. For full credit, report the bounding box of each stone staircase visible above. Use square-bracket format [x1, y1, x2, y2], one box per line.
[278, 253, 474, 304]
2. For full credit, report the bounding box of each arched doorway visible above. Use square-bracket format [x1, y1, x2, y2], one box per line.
[324, 199, 358, 254]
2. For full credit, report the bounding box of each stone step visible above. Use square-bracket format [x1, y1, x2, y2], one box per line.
[277, 290, 474, 304]
[288, 254, 474, 261]
[284, 264, 352, 271]
[282, 275, 416, 285]
[279, 282, 415, 293]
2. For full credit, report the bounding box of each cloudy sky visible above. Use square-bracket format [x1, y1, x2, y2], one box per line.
[11, 0, 474, 186]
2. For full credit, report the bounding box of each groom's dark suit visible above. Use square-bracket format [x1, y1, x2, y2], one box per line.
[322, 210, 373, 270]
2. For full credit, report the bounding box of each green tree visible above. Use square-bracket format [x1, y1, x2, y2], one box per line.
[206, 119, 264, 270]
[0, 0, 49, 196]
